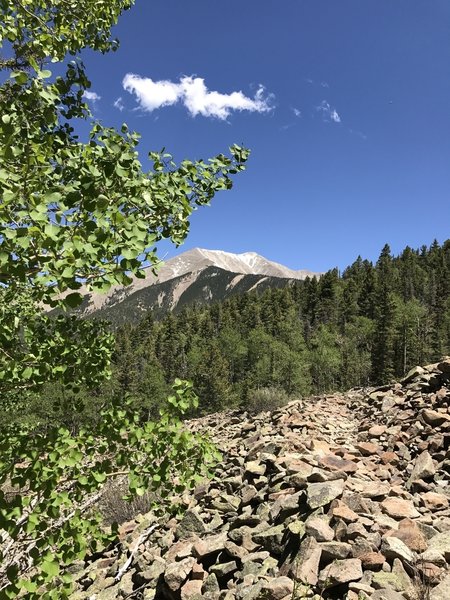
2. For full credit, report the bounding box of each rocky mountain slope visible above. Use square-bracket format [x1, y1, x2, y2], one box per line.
[74, 249, 318, 324]
[70, 359, 450, 600]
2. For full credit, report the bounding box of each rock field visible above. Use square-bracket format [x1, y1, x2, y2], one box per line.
[71, 358, 450, 599]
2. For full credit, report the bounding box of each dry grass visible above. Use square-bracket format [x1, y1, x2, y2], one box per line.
[98, 477, 154, 525]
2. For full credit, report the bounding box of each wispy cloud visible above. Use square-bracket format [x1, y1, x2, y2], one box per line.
[316, 100, 341, 123]
[305, 78, 330, 89]
[122, 74, 274, 120]
[292, 107, 302, 118]
[349, 128, 367, 140]
[113, 97, 125, 111]
[83, 90, 101, 103]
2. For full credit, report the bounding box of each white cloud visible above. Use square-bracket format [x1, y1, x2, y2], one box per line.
[122, 74, 274, 120]
[292, 107, 302, 118]
[83, 90, 101, 103]
[316, 100, 341, 123]
[320, 81, 330, 88]
[113, 97, 125, 111]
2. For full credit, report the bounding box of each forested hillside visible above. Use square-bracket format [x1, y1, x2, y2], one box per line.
[110, 240, 450, 413]
[17, 239, 449, 432]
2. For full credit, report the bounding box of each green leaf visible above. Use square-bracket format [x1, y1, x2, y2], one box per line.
[41, 560, 60, 577]
[64, 293, 83, 308]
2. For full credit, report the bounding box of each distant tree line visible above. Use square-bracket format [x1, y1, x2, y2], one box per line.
[19, 239, 450, 428]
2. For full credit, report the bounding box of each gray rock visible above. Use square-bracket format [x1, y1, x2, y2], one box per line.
[381, 537, 415, 563]
[210, 561, 238, 578]
[431, 573, 450, 600]
[306, 479, 345, 509]
[176, 510, 207, 540]
[371, 589, 407, 600]
[193, 532, 227, 558]
[292, 536, 322, 586]
[305, 516, 334, 542]
[319, 541, 352, 560]
[258, 577, 294, 600]
[252, 524, 285, 555]
[427, 531, 450, 559]
[165, 557, 196, 591]
[318, 558, 363, 587]
[408, 450, 435, 485]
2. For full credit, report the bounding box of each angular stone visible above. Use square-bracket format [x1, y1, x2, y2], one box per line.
[202, 573, 220, 595]
[193, 532, 227, 558]
[165, 557, 196, 591]
[358, 551, 385, 570]
[281, 457, 313, 478]
[176, 510, 207, 540]
[421, 409, 450, 427]
[331, 500, 359, 522]
[211, 493, 241, 512]
[269, 491, 301, 521]
[320, 454, 358, 474]
[380, 497, 420, 519]
[381, 536, 415, 563]
[371, 589, 407, 600]
[427, 531, 450, 559]
[430, 573, 450, 600]
[422, 491, 449, 510]
[318, 558, 363, 587]
[357, 481, 391, 498]
[287, 520, 306, 537]
[180, 578, 203, 599]
[258, 577, 294, 600]
[384, 518, 428, 552]
[372, 571, 409, 593]
[319, 541, 352, 560]
[401, 365, 425, 384]
[408, 451, 435, 484]
[306, 479, 345, 509]
[355, 441, 380, 456]
[210, 561, 238, 578]
[252, 524, 285, 555]
[305, 516, 334, 542]
[245, 461, 266, 477]
[380, 451, 399, 465]
[292, 536, 321, 586]
[368, 425, 387, 437]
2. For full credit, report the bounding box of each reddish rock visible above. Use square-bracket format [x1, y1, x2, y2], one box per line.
[368, 425, 387, 437]
[165, 557, 196, 592]
[422, 491, 449, 510]
[380, 497, 420, 519]
[331, 500, 359, 523]
[358, 551, 385, 570]
[380, 451, 399, 465]
[320, 454, 358, 474]
[421, 408, 450, 427]
[384, 518, 428, 552]
[355, 442, 381, 456]
[318, 558, 363, 586]
[259, 577, 294, 600]
[180, 578, 203, 599]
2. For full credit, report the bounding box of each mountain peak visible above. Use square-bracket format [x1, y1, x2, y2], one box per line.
[72, 248, 320, 324]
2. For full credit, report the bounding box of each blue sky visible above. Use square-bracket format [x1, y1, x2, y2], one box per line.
[82, 0, 450, 272]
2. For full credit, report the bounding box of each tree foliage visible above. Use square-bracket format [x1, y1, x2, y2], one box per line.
[103, 239, 450, 416]
[0, 2, 248, 597]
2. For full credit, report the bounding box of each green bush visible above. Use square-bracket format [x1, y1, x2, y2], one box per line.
[245, 386, 293, 415]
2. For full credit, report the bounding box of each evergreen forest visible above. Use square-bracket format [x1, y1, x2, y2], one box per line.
[20, 239, 450, 431]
